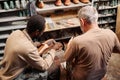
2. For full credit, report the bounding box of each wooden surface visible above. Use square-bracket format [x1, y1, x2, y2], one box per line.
[113, 6, 120, 80]
[116, 5, 120, 41]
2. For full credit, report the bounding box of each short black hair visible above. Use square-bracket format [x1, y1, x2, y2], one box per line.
[26, 15, 46, 33]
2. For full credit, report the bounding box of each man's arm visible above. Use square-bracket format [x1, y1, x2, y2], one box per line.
[64, 38, 77, 61]
[18, 46, 55, 71]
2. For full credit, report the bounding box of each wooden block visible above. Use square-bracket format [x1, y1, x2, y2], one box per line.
[116, 5, 120, 41]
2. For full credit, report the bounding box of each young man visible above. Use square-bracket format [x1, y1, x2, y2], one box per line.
[0, 15, 58, 80]
[64, 6, 120, 80]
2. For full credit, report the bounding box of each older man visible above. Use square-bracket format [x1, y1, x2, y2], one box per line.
[64, 6, 120, 80]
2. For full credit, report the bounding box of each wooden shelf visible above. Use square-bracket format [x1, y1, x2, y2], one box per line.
[0, 16, 29, 23]
[94, 0, 108, 2]
[45, 25, 79, 32]
[0, 34, 9, 40]
[99, 14, 116, 18]
[55, 36, 71, 41]
[0, 56, 3, 61]
[43, 0, 55, 2]
[0, 23, 80, 33]
[0, 24, 26, 32]
[36, 2, 90, 13]
[0, 19, 80, 33]
[0, 43, 5, 48]
[98, 6, 117, 10]
[0, 0, 8, 1]
[0, 8, 26, 13]
[98, 20, 116, 25]
[45, 17, 80, 32]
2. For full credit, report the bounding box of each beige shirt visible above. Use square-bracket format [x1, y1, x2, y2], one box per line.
[64, 28, 120, 80]
[0, 29, 55, 80]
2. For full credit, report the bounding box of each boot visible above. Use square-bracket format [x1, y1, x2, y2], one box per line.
[73, 0, 79, 4]
[64, 0, 71, 6]
[55, 0, 62, 6]
[39, 0, 44, 8]
[36, 0, 44, 8]
[79, 0, 89, 3]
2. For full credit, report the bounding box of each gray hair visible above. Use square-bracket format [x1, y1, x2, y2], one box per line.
[78, 6, 98, 24]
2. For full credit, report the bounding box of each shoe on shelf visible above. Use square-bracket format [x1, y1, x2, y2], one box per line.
[38, 1, 44, 8]
[73, 0, 79, 4]
[79, 0, 90, 3]
[64, 0, 71, 6]
[55, 0, 62, 6]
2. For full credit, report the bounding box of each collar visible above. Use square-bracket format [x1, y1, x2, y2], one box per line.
[87, 27, 101, 32]
[22, 29, 34, 44]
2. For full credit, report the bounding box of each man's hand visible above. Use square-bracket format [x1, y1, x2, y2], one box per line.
[38, 39, 56, 55]
[38, 43, 50, 55]
[43, 39, 56, 47]
[34, 41, 41, 48]
[52, 42, 63, 51]
[38, 39, 63, 55]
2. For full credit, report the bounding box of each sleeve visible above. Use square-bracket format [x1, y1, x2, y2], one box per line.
[113, 34, 120, 53]
[64, 39, 77, 62]
[18, 47, 55, 71]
